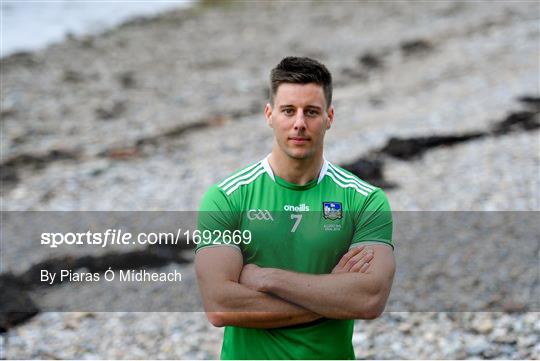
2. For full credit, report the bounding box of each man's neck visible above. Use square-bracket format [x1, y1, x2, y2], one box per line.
[268, 147, 324, 186]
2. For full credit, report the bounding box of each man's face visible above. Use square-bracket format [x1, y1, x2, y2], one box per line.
[265, 83, 334, 161]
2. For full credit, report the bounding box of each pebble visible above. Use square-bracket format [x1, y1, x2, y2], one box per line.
[465, 337, 491, 356]
[494, 333, 518, 345]
[471, 317, 494, 334]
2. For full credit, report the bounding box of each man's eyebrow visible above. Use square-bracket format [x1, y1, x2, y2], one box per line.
[279, 105, 323, 110]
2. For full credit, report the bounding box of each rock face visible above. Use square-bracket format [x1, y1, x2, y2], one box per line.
[1, 0, 539, 359]
[0, 275, 39, 333]
[379, 133, 485, 159]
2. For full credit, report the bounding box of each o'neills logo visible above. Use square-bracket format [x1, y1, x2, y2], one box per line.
[284, 204, 310, 212]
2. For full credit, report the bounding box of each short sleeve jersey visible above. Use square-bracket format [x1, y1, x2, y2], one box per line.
[196, 156, 393, 360]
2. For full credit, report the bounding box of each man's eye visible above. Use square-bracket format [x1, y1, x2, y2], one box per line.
[307, 110, 319, 117]
[283, 109, 294, 115]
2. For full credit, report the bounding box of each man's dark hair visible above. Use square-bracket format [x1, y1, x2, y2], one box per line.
[270, 56, 333, 107]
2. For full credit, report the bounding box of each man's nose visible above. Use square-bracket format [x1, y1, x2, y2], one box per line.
[293, 110, 307, 130]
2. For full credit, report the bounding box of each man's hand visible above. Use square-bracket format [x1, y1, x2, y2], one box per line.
[332, 245, 374, 274]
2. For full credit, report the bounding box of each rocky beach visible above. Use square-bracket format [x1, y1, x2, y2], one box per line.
[1, 1, 539, 359]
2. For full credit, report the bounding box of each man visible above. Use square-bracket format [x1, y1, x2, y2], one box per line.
[195, 57, 395, 360]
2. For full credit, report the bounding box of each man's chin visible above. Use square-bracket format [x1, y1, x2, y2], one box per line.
[285, 149, 314, 160]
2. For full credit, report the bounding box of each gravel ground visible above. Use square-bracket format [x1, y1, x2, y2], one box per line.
[1, 1, 539, 359]
[5, 312, 539, 359]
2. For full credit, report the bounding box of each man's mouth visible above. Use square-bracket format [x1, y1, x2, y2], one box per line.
[289, 137, 310, 145]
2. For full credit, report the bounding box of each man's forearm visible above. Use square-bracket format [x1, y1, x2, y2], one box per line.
[258, 269, 388, 320]
[203, 280, 322, 328]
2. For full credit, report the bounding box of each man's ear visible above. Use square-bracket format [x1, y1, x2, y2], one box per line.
[326, 105, 335, 130]
[264, 103, 273, 128]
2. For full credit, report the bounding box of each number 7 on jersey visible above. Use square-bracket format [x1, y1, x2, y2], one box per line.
[290, 214, 302, 233]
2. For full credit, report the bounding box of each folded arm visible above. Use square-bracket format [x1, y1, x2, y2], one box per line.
[195, 245, 376, 328]
[241, 244, 395, 320]
[195, 246, 321, 328]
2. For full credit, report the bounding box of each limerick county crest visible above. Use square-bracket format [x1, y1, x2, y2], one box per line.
[323, 202, 342, 220]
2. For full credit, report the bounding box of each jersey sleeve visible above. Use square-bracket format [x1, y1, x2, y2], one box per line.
[351, 188, 394, 250]
[196, 185, 241, 253]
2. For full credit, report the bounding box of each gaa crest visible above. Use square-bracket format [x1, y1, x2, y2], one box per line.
[323, 202, 342, 220]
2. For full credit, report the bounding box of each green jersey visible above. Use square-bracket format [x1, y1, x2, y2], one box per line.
[197, 156, 393, 360]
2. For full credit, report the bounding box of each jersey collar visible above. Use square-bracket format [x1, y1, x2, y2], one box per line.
[262, 154, 329, 185]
